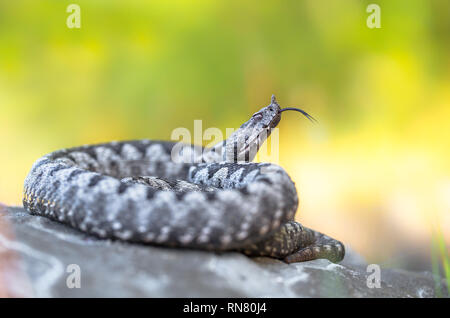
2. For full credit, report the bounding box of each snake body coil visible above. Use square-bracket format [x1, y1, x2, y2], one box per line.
[23, 96, 344, 263]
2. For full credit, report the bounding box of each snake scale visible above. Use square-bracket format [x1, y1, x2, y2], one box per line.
[23, 95, 344, 263]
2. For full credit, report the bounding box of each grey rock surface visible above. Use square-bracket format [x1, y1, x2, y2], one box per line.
[0, 206, 447, 297]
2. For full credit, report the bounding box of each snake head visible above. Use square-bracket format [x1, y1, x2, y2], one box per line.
[247, 94, 282, 131]
[208, 95, 315, 163]
[212, 95, 282, 163]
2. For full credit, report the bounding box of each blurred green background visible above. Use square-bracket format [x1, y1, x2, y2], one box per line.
[0, 0, 449, 271]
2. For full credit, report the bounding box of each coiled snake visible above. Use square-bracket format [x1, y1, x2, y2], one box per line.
[23, 96, 344, 263]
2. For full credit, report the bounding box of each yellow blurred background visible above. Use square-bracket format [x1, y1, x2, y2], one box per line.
[0, 0, 449, 270]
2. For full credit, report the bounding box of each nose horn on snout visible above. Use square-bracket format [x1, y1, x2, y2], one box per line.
[270, 94, 279, 106]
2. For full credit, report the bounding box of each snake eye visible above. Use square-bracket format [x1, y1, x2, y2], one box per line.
[253, 113, 263, 120]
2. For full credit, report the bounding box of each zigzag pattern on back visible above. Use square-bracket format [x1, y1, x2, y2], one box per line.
[23, 96, 345, 263]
